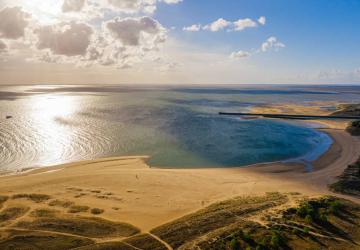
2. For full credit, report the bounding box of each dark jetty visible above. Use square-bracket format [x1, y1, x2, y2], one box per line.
[219, 112, 360, 120]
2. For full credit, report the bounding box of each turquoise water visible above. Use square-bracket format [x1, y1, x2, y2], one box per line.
[0, 85, 359, 171]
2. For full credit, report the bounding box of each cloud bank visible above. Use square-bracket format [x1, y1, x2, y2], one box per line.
[0, 0, 181, 69]
[183, 16, 266, 32]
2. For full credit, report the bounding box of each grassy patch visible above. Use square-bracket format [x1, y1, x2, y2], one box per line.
[151, 193, 287, 249]
[0, 206, 29, 224]
[90, 208, 104, 215]
[12, 193, 51, 203]
[330, 158, 360, 198]
[152, 195, 360, 250]
[16, 216, 140, 238]
[68, 205, 90, 213]
[75, 242, 137, 250]
[0, 195, 8, 208]
[48, 199, 74, 208]
[0, 230, 94, 250]
[124, 234, 168, 250]
[30, 208, 59, 218]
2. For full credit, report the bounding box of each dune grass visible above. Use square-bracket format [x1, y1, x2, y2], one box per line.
[0, 230, 94, 250]
[48, 199, 74, 208]
[74, 242, 137, 250]
[16, 216, 140, 238]
[68, 205, 90, 213]
[0, 206, 29, 224]
[30, 208, 59, 218]
[124, 233, 168, 250]
[12, 193, 51, 203]
[151, 192, 287, 249]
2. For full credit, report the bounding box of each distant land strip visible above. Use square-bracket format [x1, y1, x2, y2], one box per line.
[219, 112, 360, 120]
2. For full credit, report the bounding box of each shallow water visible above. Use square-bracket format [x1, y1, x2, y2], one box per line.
[0, 84, 359, 171]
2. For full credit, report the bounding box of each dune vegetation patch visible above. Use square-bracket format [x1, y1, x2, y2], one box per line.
[152, 195, 360, 250]
[0, 229, 94, 250]
[16, 216, 140, 238]
[48, 199, 74, 208]
[75, 241, 137, 250]
[0, 206, 30, 224]
[12, 193, 51, 203]
[124, 233, 168, 250]
[0, 195, 8, 208]
[151, 192, 287, 249]
[90, 208, 104, 215]
[330, 157, 360, 198]
[68, 205, 90, 213]
[30, 208, 60, 218]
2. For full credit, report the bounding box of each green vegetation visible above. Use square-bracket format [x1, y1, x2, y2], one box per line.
[68, 205, 90, 213]
[90, 208, 104, 215]
[292, 197, 343, 225]
[12, 193, 51, 203]
[230, 238, 240, 250]
[330, 157, 360, 197]
[16, 216, 140, 238]
[152, 195, 359, 249]
[0, 193, 358, 249]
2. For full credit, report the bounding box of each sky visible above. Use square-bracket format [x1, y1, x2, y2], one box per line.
[0, 0, 359, 85]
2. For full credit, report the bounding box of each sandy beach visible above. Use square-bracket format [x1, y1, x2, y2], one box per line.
[0, 126, 359, 233]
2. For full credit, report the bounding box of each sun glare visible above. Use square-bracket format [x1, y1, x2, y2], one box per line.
[31, 94, 77, 118]
[28, 93, 79, 166]
[15, 0, 62, 24]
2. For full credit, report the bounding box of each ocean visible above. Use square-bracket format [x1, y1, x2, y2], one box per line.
[1, 84, 360, 172]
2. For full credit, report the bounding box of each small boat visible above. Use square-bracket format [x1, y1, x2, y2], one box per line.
[6, 115, 12, 119]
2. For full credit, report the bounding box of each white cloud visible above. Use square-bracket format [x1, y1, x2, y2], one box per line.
[161, 0, 182, 4]
[233, 18, 257, 31]
[62, 0, 86, 12]
[35, 22, 93, 56]
[105, 16, 166, 47]
[230, 50, 250, 59]
[261, 36, 285, 52]
[183, 24, 201, 32]
[203, 18, 231, 32]
[107, 0, 145, 13]
[106, 0, 181, 14]
[0, 0, 176, 69]
[258, 16, 266, 25]
[186, 16, 266, 33]
[0, 7, 31, 39]
[230, 36, 285, 59]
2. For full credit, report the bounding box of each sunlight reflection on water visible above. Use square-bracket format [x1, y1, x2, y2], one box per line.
[2, 85, 358, 171]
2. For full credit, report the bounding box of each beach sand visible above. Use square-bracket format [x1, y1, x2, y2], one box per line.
[0, 127, 359, 232]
